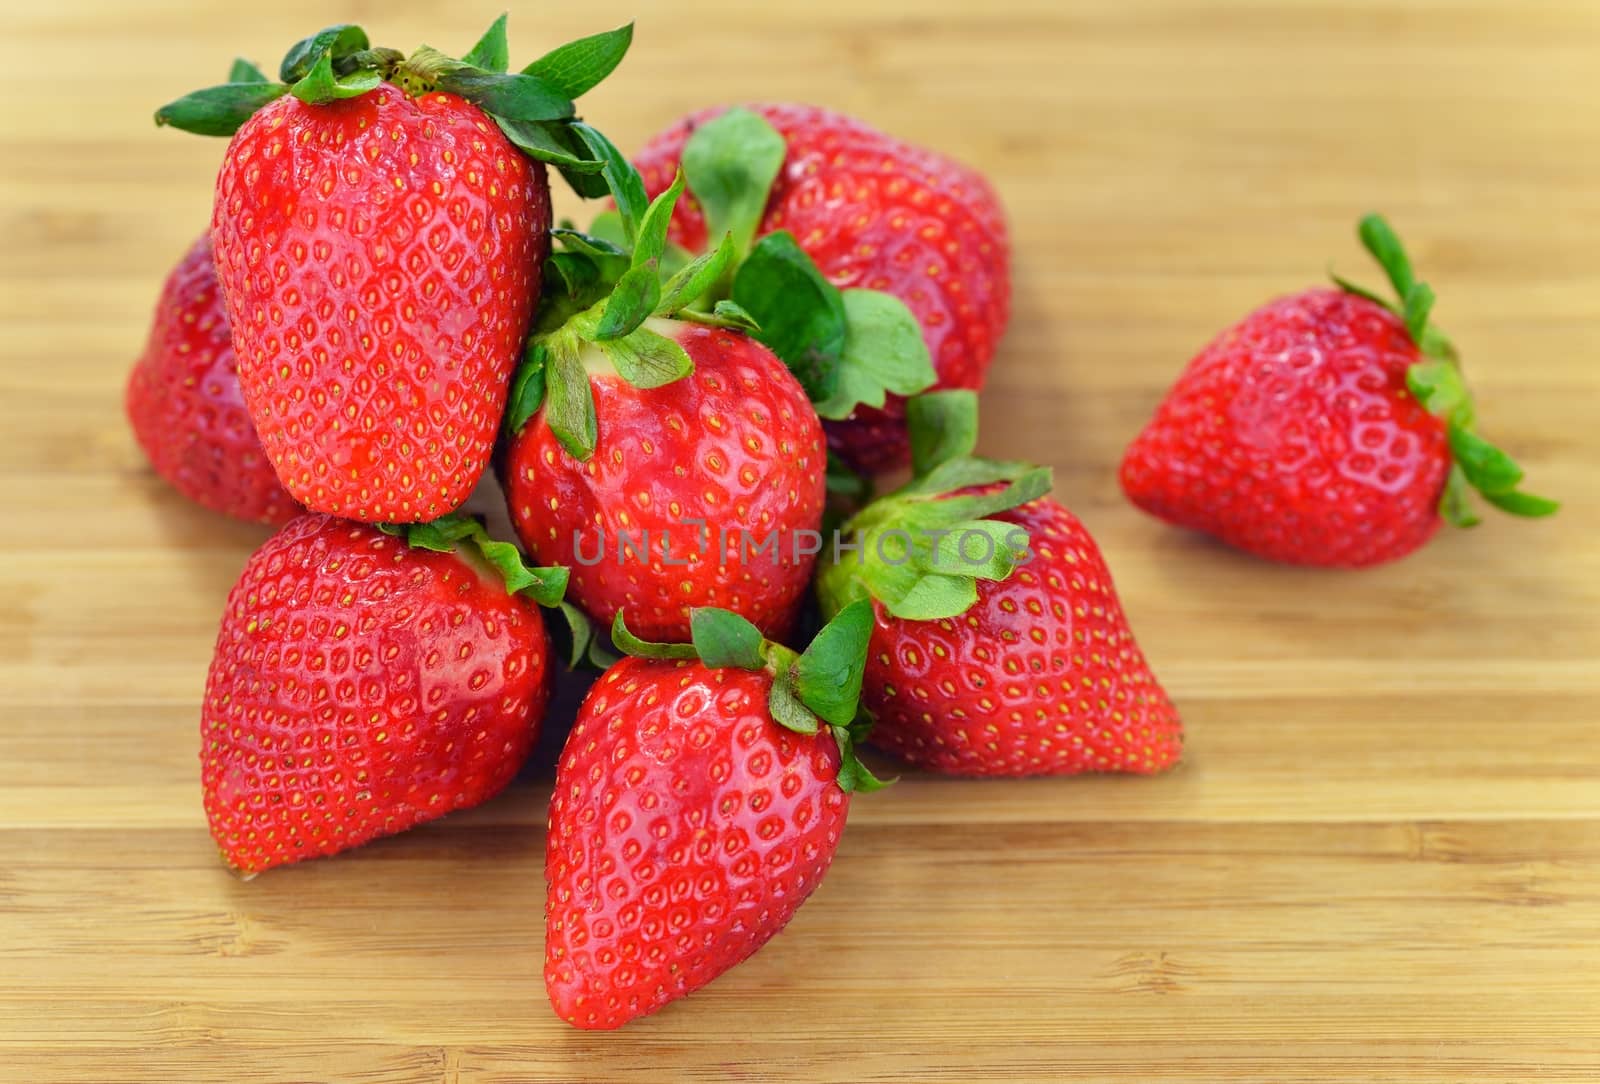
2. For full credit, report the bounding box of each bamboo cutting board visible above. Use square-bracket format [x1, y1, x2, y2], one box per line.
[4, 1, 1598, 1080]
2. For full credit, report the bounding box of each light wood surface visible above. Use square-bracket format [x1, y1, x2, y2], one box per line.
[5, 1, 1598, 1080]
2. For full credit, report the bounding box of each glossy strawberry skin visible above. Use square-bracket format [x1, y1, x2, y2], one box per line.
[201, 514, 551, 873]
[545, 657, 848, 1029]
[1120, 288, 1450, 567]
[212, 84, 550, 523]
[862, 496, 1181, 777]
[634, 103, 1010, 473]
[125, 234, 299, 525]
[501, 322, 827, 642]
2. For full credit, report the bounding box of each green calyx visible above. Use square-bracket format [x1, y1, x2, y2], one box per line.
[377, 514, 610, 670]
[1332, 214, 1557, 527]
[501, 105, 941, 465]
[154, 16, 633, 200]
[502, 171, 760, 461]
[611, 602, 889, 794]
[677, 109, 938, 434]
[817, 390, 1052, 623]
[378, 513, 568, 606]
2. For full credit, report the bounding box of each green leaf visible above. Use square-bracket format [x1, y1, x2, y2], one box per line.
[632, 172, 687, 268]
[659, 241, 694, 280]
[924, 519, 1032, 581]
[552, 601, 598, 669]
[389, 514, 568, 607]
[1481, 489, 1559, 518]
[584, 211, 631, 251]
[462, 13, 510, 74]
[571, 124, 648, 246]
[1328, 270, 1393, 311]
[494, 117, 607, 172]
[830, 724, 891, 794]
[906, 464, 1052, 521]
[656, 234, 735, 317]
[504, 341, 548, 435]
[689, 608, 767, 670]
[595, 265, 661, 341]
[401, 516, 476, 552]
[438, 68, 574, 122]
[1405, 358, 1471, 425]
[611, 611, 698, 660]
[154, 82, 289, 136]
[812, 289, 936, 420]
[908, 390, 980, 477]
[544, 335, 597, 460]
[1358, 213, 1416, 301]
[1417, 325, 1458, 362]
[546, 252, 599, 297]
[1438, 463, 1482, 528]
[732, 232, 847, 403]
[793, 599, 874, 725]
[599, 326, 694, 389]
[229, 58, 269, 84]
[767, 666, 820, 735]
[676, 299, 761, 332]
[290, 51, 381, 105]
[554, 226, 627, 259]
[1403, 282, 1435, 344]
[1448, 424, 1524, 494]
[894, 573, 982, 621]
[522, 22, 634, 99]
[682, 107, 786, 257]
[279, 24, 369, 83]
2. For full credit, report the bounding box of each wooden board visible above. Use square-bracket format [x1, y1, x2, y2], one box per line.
[4, 1, 1598, 1080]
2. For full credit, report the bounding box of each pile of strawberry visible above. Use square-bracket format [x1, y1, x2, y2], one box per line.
[130, 16, 1554, 1030]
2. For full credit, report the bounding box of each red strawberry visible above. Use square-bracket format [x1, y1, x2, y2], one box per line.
[503, 321, 826, 642]
[545, 603, 880, 1028]
[157, 19, 638, 522]
[1120, 215, 1556, 566]
[634, 103, 1011, 473]
[211, 84, 547, 522]
[817, 392, 1182, 777]
[499, 176, 826, 643]
[201, 512, 565, 873]
[125, 233, 298, 525]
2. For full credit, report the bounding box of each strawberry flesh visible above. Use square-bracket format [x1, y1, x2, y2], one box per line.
[201, 513, 551, 873]
[545, 657, 848, 1029]
[126, 234, 299, 525]
[212, 84, 551, 523]
[1120, 288, 1450, 566]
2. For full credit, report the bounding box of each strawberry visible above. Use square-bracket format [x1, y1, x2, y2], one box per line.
[817, 392, 1182, 777]
[126, 232, 299, 525]
[633, 103, 1011, 473]
[1120, 215, 1557, 566]
[201, 512, 568, 873]
[545, 602, 882, 1029]
[156, 19, 636, 522]
[499, 174, 827, 643]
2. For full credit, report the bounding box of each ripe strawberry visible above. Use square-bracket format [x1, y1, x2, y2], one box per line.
[1120, 215, 1557, 566]
[545, 602, 881, 1029]
[634, 103, 1011, 473]
[201, 512, 567, 873]
[817, 392, 1182, 777]
[126, 233, 299, 525]
[500, 175, 826, 642]
[156, 19, 637, 522]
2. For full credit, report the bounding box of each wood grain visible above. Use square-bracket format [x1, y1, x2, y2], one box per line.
[4, 0, 1598, 1080]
